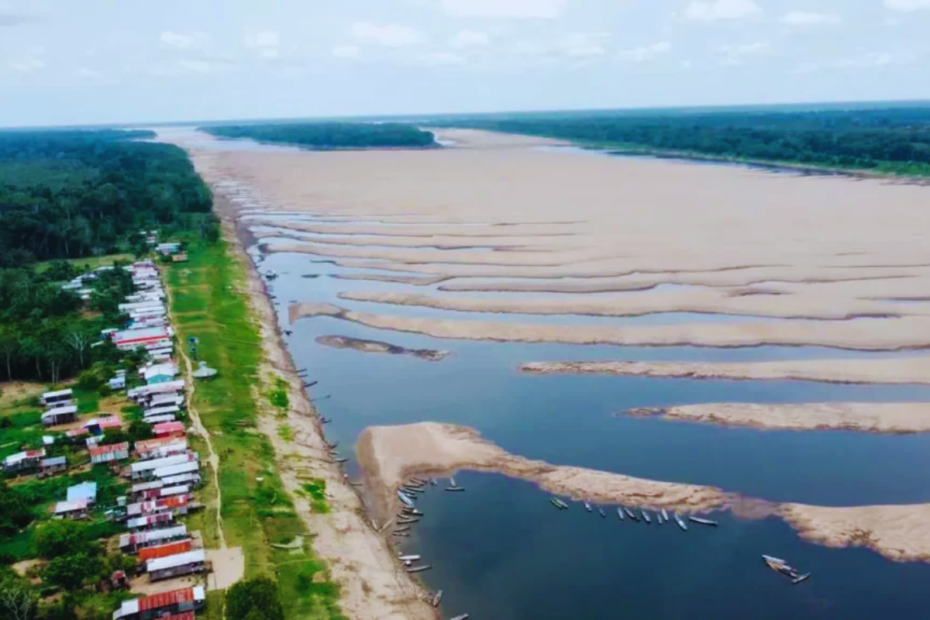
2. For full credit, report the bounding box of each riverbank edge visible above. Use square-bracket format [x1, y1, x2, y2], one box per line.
[221, 201, 438, 619]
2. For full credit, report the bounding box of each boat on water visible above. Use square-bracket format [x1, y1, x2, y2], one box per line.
[661, 509, 669, 521]
[617, 507, 625, 520]
[445, 487, 465, 492]
[674, 513, 688, 531]
[624, 507, 639, 521]
[399, 554, 421, 561]
[432, 590, 443, 607]
[641, 510, 651, 524]
[688, 516, 719, 527]
[397, 492, 415, 508]
[598, 508, 606, 518]
[550, 498, 564, 510]
[656, 512, 664, 525]
[449, 477, 457, 488]
[407, 565, 432, 574]
[584, 501, 593, 512]
[762, 555, 811, 584]
[552, 498, 569, 509]
[450, 615, 469, 620]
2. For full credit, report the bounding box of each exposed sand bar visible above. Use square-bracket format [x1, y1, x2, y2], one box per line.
[289, 302, 930, 351]
[248, 219, 584, 238]
[316, 335, 449, 361]
[358, 422, 930, 563]
[338, 290, 924, 320]
[626, 403, 930, 434]
[251, 229, 559, 252]
[520, 358, 930, 385]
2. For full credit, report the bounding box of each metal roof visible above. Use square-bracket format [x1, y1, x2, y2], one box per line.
[89, 442, 129, 457]
[131, 452, 196, 473]
[146, 549, 206, 572]
[54, 499, 89, 514]
[152, 461, 199, 479]
[119, 524, 187, 548]
[66, 482, 97, 501]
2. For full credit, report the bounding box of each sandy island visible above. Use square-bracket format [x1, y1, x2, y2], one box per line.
[625, 403, 930, 434]
[289, 301, 930, 351]
[316, 335, 450, 361]
[358, 422, 930, 563]
[520, 358, 930, 385]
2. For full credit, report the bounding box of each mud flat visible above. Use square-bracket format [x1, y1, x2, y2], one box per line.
[316, 335, 450, 361]
[358, 422, 930, 563]
[337, 290, 919, 321]
[288, 302, 930, 351]
[520, 358, 930, 385]
[625, 403, 930, 434]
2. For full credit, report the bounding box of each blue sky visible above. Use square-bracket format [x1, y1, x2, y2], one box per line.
[1, 0, 929, 126]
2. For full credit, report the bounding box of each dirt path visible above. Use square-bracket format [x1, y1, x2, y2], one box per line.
[164, 282, 227, 550]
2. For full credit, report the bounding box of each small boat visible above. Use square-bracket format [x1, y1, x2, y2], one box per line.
[688, 516, 719, 527]
[661, 509, 669, 522]
[624, 507, 639, 521]
[399, 554, 421, 562]
[550, 498, 564, 510]
[397, 492, 415, 508]
[445, 487, 465, 492]
[584, 502, 593, 512]
[395, 526, 411, 533]
[616, 507, 625, 520]
[598, 508, 606, 518]
[393, 532, 409, 537]
[407, 565, 432, 574]
[430, 478, 437, 486]
[327, 442, 338, 449]
[762, 555, 811, 585]
[642, 510, 651, 524]
[656, 512, 664, 525]
[552, 498, 569, 509]
[265, 270, 278, 280]
[397, 517, 420, 524]
[303, 380, 318, 388]
[449, 477, 457, 488]
[296, 368, 308, 375]
[403, 487, 425, 494]
[408, 510, 425, 516]
[674, 513, 688, 531]
[450, 615, 469, 620]
[334, 458, 349, 464]
[411, 477, 428, 485]
[432, 590, 443, 607]
[320, 417, 331, 424]
[406, 479, 426, 488]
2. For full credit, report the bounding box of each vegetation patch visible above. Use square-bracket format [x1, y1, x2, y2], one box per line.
[301, 479, 330, 515]
[267, 377, 290, 413]
[203, 122, 436, 150]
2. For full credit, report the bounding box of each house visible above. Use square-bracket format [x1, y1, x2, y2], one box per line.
[112, 327, 172, 351]
[54, 499, 89, 519]
[152, 461, 199, 480]
[128, 380, 185, 402]
[109, 375, 127, 390]
[41, 389, 73, 407]
[138, 539, 193, 562]
[126, 495, 190, 519]
[149, 393, 183, 408]
[147, 549, 206, 581]
[118, 525, 188, 554]
[89, 442, 129, 464]
[135, 485, 190, 502]
[3, 449, 45, 473]
[41, 405, 78, 427]
[130, 452, 197, 479]
[126, 512, 174, 531]
[136, 438, 187, 461]
[142, 414, 176, 425]
[112, 585, 204, 620]
[67, 482, 98, 502]
[155, 242, 182, 256]
[152, 421, 186, 438]
[143, 404, 180, 418]
[83, 416, 122, 436]
[142, 363, 178, 385]
[40, 456, 67, 475]
[65, 427, 90, 444]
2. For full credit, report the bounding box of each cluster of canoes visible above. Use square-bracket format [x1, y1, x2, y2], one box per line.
[550, 497, 719, 530]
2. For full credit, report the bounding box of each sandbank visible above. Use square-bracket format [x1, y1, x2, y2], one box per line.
[289, 302, 930, 351]
[625, 403, 930, 434]
[519, 358, 930, 385]
[358, 422, 930, 563]
[316, 335, 449, 361]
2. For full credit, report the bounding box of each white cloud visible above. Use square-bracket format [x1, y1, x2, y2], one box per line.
[349, 22, 423, 47]
[558, 32, 611, 57]
[74, 67, 104, 80]
[441, 0, 566, 19]
[780, 11, 841, 26]
[451, 29, 490, 49]
[160, 31, 210, 50]
[9, 57, 45, 72]
[245, 30, 280, 58]
[795, 52, 894, 73]
[884, 0, 930, 11]
[681, 0, 761, 21]
[417, 52, 466, 66]
[331, 45, 361, 59]
[719, 40, 768, 65]
[617, 41, 672, 62]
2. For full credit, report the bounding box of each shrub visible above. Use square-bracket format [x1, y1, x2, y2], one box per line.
[43, 552, 102, 591]
[34, 520, 88, 559]
[226, 576, 284, 620]
[76, 370, 102, 390]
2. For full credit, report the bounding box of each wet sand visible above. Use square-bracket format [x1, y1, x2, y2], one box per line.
[316, 335, 450, 361]
[289, 301, 930, 351]
[358, 422, 930, 563]
[625, 403, 930, 434]
[520, 358, 930, 385]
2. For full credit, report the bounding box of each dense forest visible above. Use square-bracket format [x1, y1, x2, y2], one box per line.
[203, 122, 437, 149]
[0, 130, 214, 267]
[435, 107, 930, 175]
[0, 129, 216, 384]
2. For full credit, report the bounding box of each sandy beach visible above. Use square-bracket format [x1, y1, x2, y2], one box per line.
[316, 335, 449, 361]
[358, 422, 930, 563]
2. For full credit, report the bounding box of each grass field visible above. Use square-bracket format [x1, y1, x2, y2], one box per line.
[164, 237, 344, 619]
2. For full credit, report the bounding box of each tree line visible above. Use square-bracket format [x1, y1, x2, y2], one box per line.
[202, 122, 437, 149]
[0, 129, 215, 268]
[433, 106, 930, 174]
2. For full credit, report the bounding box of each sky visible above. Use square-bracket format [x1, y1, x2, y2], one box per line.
[1, 0, 929, 127]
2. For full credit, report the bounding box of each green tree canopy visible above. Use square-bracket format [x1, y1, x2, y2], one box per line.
[34, 520, 89, 559]
[226, 576, 285, 620]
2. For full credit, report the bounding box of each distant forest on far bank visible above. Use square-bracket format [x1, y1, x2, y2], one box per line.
[202, 122, 437, 149]
[433, 107, 930, 176]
